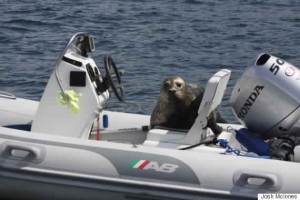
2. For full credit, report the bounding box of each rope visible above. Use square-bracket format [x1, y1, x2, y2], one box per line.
[218, 139, 241, 155]
[178, 137, 218, 150]
[96, 117, 101, 140]
[218, 139, 270, 159]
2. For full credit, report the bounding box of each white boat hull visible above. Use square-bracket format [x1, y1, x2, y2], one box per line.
[0, 125, 299, 199]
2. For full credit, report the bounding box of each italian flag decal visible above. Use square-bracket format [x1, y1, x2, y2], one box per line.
[129, 159, 179, 173]
[129, 159, 151, 169]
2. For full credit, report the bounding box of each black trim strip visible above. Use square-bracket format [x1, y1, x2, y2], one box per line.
[0, 166, 240, 200]
[62, 56, 82, 67]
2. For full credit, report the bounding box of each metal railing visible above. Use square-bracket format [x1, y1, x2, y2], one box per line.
[54, 32, 87, 104]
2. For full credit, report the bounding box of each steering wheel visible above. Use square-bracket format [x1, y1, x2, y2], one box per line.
[104, 55, 124, 101]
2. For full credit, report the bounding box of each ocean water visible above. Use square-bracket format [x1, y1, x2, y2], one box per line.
[1, 0, 300, 123]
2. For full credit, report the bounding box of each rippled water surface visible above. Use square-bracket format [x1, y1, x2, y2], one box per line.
[1, 0, 300, 122]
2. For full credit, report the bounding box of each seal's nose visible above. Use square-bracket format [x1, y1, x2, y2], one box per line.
[169, 88, 176, 94]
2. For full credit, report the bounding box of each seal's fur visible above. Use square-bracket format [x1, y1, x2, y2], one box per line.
[150, 76, 226, 130]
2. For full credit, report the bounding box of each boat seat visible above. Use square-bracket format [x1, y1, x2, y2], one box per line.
[145, 69, 231, 145]
[146, 126, 188, 142]
[147, 127, 188, 143]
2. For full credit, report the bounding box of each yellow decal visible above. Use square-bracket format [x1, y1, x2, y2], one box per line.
[57, 90, 82, 114]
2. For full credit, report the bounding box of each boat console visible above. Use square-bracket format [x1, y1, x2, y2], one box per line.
[31, 33, 124, 139]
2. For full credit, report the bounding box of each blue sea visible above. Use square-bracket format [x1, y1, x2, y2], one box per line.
[1, 0, 300, 123]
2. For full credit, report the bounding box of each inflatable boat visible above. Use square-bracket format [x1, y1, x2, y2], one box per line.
[0, 33, 300, 200]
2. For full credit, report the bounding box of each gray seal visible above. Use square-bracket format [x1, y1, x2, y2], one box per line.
[150, 76, 227, 132]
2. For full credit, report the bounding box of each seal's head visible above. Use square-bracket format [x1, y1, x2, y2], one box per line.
[161, 76, 186, 101]
[151, 76, 226, 129]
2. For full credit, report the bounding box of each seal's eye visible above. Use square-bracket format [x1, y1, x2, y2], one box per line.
[176, 82, 182, 88]
[164, 81, 171, 88]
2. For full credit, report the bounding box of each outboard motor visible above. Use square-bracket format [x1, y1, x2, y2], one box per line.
[230, 53, 300, 139]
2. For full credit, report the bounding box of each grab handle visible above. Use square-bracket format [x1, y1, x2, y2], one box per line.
[0, 91, 17, 100]
[1, 142, 45, 162]
[233, 170, 282, 190]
